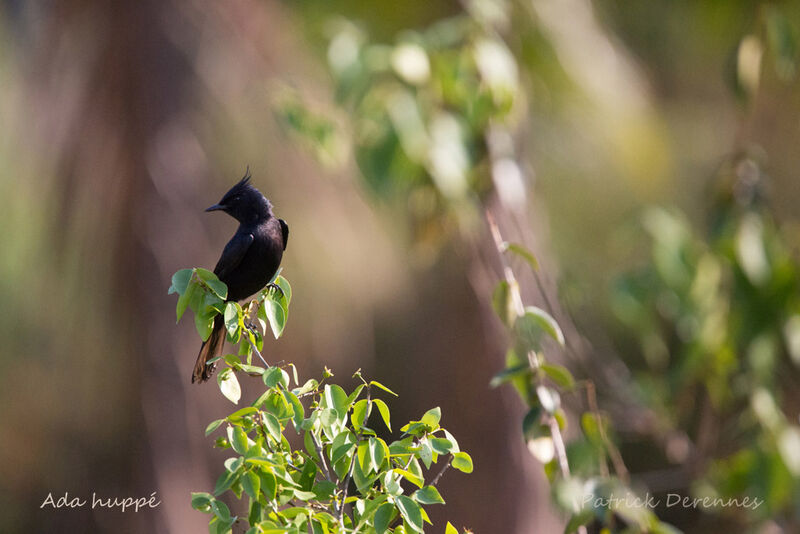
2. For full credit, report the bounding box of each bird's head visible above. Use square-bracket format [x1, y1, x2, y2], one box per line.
[205, 168, 272, 223]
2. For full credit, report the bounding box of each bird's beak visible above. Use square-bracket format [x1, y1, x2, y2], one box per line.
[205, 203, 224, 212]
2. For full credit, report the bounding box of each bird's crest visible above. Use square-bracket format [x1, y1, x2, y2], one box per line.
[239, 166, 252, 187]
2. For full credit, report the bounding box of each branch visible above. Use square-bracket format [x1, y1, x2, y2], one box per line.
[309, 430, 339, 517]
[338, 387, 372, 525]
[431, 457, 452, 486]
[244, 329, 271, 369]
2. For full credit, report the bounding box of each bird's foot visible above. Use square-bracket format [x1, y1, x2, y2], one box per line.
[266, 282, 285, 299]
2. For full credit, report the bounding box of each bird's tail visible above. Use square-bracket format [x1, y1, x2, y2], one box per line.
[192, 315, 225, 383]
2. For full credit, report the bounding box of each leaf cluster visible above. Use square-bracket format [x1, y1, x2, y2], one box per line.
[170, 269, 472, 533]
[195, 369, 472, 534]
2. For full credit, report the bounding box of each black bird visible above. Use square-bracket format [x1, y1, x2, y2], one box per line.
[192, 170, 288, 383]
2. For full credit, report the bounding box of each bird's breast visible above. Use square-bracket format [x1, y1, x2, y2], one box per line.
[223, 221, 284, 302]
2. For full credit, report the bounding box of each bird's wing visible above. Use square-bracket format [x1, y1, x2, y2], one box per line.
[213, 232, 254, 280]
[279, 219, 289, 250]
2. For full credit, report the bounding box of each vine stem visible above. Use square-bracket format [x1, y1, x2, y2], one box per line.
[486, 210, 571, 481]
[584, 380, 629, 483]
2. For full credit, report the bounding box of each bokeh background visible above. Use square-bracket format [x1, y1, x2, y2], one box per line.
[1, 1, 799, 533]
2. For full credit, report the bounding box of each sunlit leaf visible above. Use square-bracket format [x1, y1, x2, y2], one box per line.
[451, 452, 473, 473]
[217, 368, 241, 405]
[395, 495, 423, 533]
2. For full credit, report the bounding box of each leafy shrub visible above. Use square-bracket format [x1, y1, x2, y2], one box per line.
[170, 269, 473, 533]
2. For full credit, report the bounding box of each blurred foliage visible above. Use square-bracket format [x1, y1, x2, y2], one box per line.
[278, 1, 686, 531]
[611, 152, 800, 529]
[489, 229, 679, 534]
[275, 0, 800, 532]
[279, 0, 530, 258]
[171, 270, 473, 533]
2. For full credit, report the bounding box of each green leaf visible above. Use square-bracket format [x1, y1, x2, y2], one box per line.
[451, 452, 473, 473]
[260, 471, 278, 500]
[196, 267, 228, 299]
[766, 6, 798, 81]
[299, 459, 318, 491]
[169, 268, 193, 295]
[522, 406, 543, 441]
[330, 431, 357, 465]
[382, 471, 402, 496]
[357, 441, 371, 473]
[319, 409, 339, 441]
[445, 522, 458, 534]
[369, 437, 386, 471]
[503, 242, 540, 271]
[195, 310, 215, 341]
[373, 398, 391, 432]
[492, 280, 516, 326]
[284, 390, 305, 428]
[230, 426, 250, 455]
[263, 367, 289, 389]
[581, 412, 605, 448]
[489, 363, 530, 388]
[347, 384, 365, 406]
[293, 489, 316, 500]
[370, 380, 398, 396]
[190, 491, 213, 511]
[312, 480, 337, 501]
[418, 437, 433, 469]
[218, 368, 241, 405]
[224, 456, 243, 473]
[442, 430, 460, 453]
[236, 363, 264, 375]
[373, 502, 396, 534]
[224, 302, 241, 341]
[351, 399, 371, 430]
[395, 495, 423, 533]
[393, 468, 424, 488]
[227, 406, 258, 422]
[205, 419, 225, 436]
[276, 275, 293, 304]
[286, 363, 299, 385]
[294, 378, 319, 396]
[213, 469, 239, 496]
[210, 498, 232, 522]
[242, 470, 261, 500]
[540, 363, 575, 390]
[323, 384, 349, 418]
[413, 486, 444, 505]
[430, 437, 452, 455]
[262, 412, 282, 442]
[564, 509, 594, 534]
[176, 279, 198, 322]
[515, 306, 565, 348]
[223, 354, 242, 367]
[421, 407, 441, 429]
[264, 297, 287, 339]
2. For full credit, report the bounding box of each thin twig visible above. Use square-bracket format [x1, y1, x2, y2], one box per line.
[310, 432, 334, 481]
[585, 381, 629, 483]
[431, 457, 452, 486]
[244, 331, 271, 368]
[339, 387, 372, 525]
[309, 431, 339, 517]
